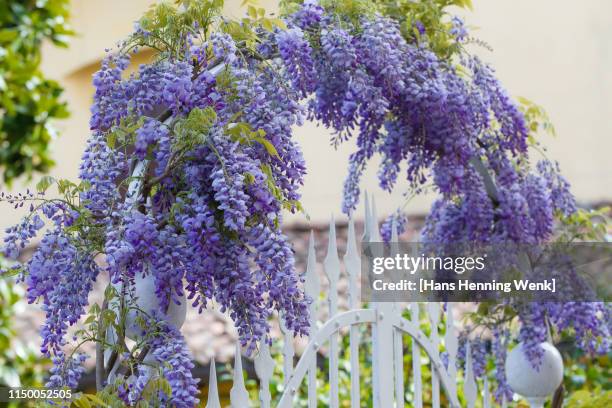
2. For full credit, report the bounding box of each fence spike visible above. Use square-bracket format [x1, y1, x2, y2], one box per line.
[427, 303, 441, 408]
[324, 215, 341, 297]
[369, 197, 381, 242]
[411, 302, 423, 408]
[345, 218, 360, 309]
[388, 219, 404, 406]
[324, 216, 340, 408]
[206, 358, 221, 408]
[445, 303, 459, 400]
[363, 191, 371, 241]
[254, 341, 274, 408]
[305, 231, 320, 317]
[393, 326, 405, 407]
[483, 376, 492, 408]
[304, 231, 319, 407]
[280, 315, 295, 387]
[344, 217, 361, 408]
[464, 341, 477, 408]
[230, 344, 251, 408]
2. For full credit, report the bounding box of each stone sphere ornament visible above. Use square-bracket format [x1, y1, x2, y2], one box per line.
[505, 342, 564, 407]
[121, 272, 187, 340]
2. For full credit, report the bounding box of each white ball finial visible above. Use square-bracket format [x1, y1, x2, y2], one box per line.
[124, 272, 187, 339]
[505, 342, 563, 406]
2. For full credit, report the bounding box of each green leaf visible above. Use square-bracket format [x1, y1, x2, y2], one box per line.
[106, 132, 117, 149]
[248, 5, 258, 19]
[270, 18, 287, 30]
[0, 29, 18, 42]
[262, 18, 274, 32]
[36, 175, 56, 193]
[72, 393, 110, 408]
[253, 136, 280, 159]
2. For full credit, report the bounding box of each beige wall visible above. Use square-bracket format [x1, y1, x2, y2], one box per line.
[2, 0, 610, 231]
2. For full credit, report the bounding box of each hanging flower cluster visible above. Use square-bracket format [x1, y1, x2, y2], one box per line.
[276, 0, 608, 401]
[123, 320, 199, 408]
[82, 11, 313, 353]
[2, 1, 311, 397]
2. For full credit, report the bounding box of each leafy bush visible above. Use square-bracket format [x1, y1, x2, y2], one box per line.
[0, 0, 72, 184]
[0, 276, 50, 407]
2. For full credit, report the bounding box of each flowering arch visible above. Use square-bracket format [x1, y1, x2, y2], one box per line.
[1, 1, 608, 405]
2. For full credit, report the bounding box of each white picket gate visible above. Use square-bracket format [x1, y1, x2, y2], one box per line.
[205, 195, 508, 408]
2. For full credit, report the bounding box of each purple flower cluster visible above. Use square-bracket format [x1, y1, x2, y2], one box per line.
[3, 214, 44, 259]
[2, 12, 313, 390]
[492, 328, 513, 403]
[544, 301, 610, 355]
[79, 132, 127, 218]
[126, 367, 150, 405]
[457, 335, 487, 378]
[124, 320, 199, 407]
[46, 352, 88, 389]
[321, 28, 356, 69]
[537, 160, 577, 216]
[277, 1, 607, 398]
[82, 21, 310, 355]
[148, 323, 200, 407]
[276, 27, 317, 96]
[280, 9, 524, 215]
[134, 118, 170, 162]
[292, 0, 324, 29]
[26, 231, 99, 355]
[380, 211, 408, 243]
[90, 53, 131, 132]
[172, 124, 309, 349]
[517, 303, 549, 366]
[450, 17, 468, 42]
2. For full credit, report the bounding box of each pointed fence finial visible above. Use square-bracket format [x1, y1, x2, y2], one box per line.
[254, 341, 274, 408]
[324, 215, 340, 301]
[445, 303, 459, 401]
[206, 358, 221, 408]
[363, 191, 371, 241]
[280, 315, 295, 386]
[230, 343, 251, 407]
[305, 231, 320, 326]
[464, 341, 477, 408]
[369, 197, 381, 242]
[483, 377, 492, 408]
[345, 218, 360, 309]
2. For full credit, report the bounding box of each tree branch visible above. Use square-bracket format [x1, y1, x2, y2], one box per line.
[95, 298, 108, 391]
[469, 155, 500, 206]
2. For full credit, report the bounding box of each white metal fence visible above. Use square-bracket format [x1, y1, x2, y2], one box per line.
[205, 195, 546, 408]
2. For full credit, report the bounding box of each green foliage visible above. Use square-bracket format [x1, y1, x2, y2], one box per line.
[112, 0, 301, 225]
[558, 206, 609, 242]
[373, 0, 473, 59]
[0, 0, 73, 185]
[0, 275, 50, 407]
[174, 107, 217, 149]
[69, 376, 174, 408]
[280, 0, 472, 60]
[128, 0, 284, 60]
[566, 389, 612, 408]
[518, 96, 556, 145]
